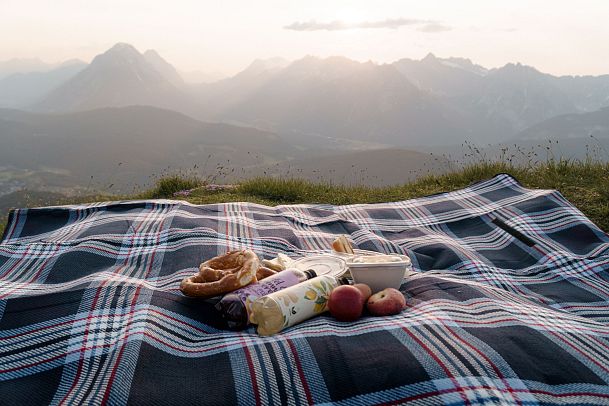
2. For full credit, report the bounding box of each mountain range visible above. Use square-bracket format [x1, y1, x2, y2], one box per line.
[2, 43, 608, 147]
[2, 41, 609, 210]
[31, 44, 199, 116]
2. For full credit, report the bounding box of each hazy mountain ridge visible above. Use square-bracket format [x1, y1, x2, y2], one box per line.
[392, 55, 609, 139]
[473, 63, 577, 133]
[393, 53, 486, 98]
[189, 57, 291, 118]
[212, 56, 474, 146]
[0, 58, 63, 79]
[31, 43, 199, 115]
[554, 74, 609, 112]
[3, 42, 609, 149]
[191, 51, 609, 145]
[0, 61, 86, 108]
[516, 106, 609, 140]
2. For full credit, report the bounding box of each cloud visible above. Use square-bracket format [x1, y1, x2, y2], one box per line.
[283, 20, 348, 31]
[284, 18, 438, 32]
[417, 23, 453, 33]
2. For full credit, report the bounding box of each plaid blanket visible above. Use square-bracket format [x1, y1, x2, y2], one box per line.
[1, 174, 609, 405]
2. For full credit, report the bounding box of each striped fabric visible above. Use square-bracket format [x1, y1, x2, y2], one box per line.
[1, 174, 609, 405]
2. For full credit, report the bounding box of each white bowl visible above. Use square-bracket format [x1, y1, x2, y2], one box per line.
[347, 254, 412, 293]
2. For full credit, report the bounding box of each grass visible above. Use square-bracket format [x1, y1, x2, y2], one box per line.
[1, 159, 609, 238]
[235, 160, 609, 231]
[139, 174, 204, 199]
[145, 159, 609, 232]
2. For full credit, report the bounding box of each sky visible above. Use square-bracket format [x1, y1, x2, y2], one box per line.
[1, 0, 609, 77]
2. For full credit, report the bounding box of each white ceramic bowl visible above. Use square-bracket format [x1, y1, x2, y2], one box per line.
[347, 254, 412, 293]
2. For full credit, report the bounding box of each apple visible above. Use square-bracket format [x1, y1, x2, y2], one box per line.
[328, 285, 364, 322]
[366, 288, 406, 316]
[353, 283, 372, 304]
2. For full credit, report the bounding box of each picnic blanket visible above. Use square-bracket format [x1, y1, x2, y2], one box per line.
[1, 173, 609, 405]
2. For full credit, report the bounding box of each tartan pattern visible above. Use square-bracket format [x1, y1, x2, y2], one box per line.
[1, 174, 609, 405]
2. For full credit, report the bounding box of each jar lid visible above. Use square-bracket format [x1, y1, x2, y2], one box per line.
[292, 255, 347, 277]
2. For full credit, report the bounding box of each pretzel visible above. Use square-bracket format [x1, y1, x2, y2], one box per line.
[180, 250, 261, 298]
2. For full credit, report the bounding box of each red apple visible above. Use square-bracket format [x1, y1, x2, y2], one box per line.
[328, 285, 364, 322]
[366, 288, 406, 316]
[353, 283, 372, 304]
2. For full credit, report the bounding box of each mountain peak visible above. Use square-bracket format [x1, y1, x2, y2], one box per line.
[107, 42, 139, 54]
[495, 62, 542, 77]
[143, 49, 161, 59]
[422, 52, 438, 62]
[244, 57, 290, 75]
[290, 55, 360, 69]
[89, 43, 140, 65]
[440, 56, 488, 75]
[32, 42, 193, 112]
[89, 43, 146, 71]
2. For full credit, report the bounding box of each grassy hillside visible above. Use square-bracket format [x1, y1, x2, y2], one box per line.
[2, 160, 608, 238]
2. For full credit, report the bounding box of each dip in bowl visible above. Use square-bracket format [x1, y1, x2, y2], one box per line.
[347, 254, 412, 293]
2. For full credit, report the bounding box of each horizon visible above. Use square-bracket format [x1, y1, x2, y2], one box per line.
[2, 0, 609, 77]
